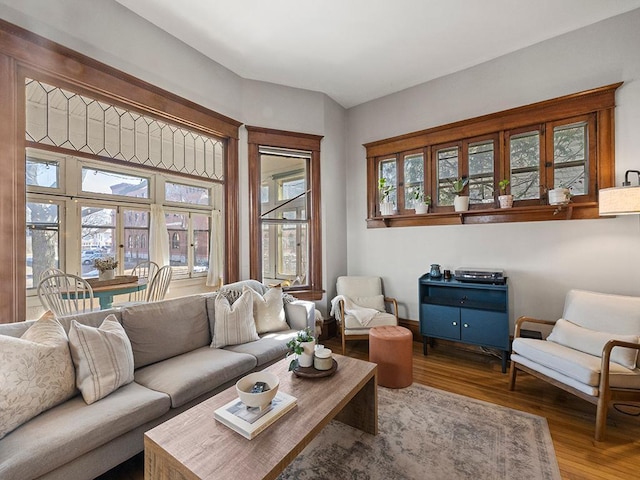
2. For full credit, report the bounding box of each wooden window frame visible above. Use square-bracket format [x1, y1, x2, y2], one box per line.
[365, 83, 620, 228]
[247, 126, 324, 301]
[0, 19, 241, 323]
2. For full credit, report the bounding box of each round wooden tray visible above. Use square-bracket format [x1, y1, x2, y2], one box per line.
[293, 359, 338, 378]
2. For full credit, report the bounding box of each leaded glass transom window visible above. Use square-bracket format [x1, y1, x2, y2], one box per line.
[25, 78, 224, 180]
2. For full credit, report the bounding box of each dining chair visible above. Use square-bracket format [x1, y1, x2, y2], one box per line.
[146, 265, 173, 302]
[37, 273, 95, 317]
[39, 267, 64, 283]
[128, 260, 159, 302]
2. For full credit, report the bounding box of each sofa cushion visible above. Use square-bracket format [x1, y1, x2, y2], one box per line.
[244, 285, 288, 334]
[225, 330, 298, 366]
[512, 337, 640, 389]
[69, 315, 135, 404]
[211, 290, 259, 348]
[134, 347, 257, 408]
[0, 312, 76, 440]
[548, 318, 640, 369]
[122, 295, 210, 368]
[58, 308, 123, 333]
[0, 382, 170, 480]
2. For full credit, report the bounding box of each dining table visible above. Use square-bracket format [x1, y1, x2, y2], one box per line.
[87, 278, 148, 309]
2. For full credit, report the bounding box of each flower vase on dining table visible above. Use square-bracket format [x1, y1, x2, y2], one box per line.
[99, 269, 115, 281]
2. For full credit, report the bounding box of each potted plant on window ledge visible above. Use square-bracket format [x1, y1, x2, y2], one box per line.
[413, 187, 431, 214]
[379, 177, 396, 216]
[451, 177, 469, 212]
[498, 178, 513, 208]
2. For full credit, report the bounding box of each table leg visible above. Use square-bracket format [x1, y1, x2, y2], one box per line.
[334, 372, 378, 435]
[99, 295, 114, 310]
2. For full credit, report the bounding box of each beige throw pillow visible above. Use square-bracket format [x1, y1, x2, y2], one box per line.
[548, 318, 640, 369]
[69, 314, 135, 404]
[244, 285, 288, 334]
[0, 311, 76, 439]
[211, 289, 259, 348]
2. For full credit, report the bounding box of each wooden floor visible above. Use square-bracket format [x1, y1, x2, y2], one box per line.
[98, 338, 640, 480]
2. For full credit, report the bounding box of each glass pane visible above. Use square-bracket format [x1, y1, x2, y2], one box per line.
[260, 154, 308, 220]
[26, 202, 59, 289]
[81, 206, 116, 277]
[81, 167, 149, 198]
[469, 141, 494, 204]
[437, 147, 459, 206]
[166, 212, 188, 278]
[123, 209, 150, 274]
[165, 181, 210, 205]
[261, 222, 308, 286]
[379, 158, 397, 205]
[26, 156, 59, 189]
[193, 213, 210, 274]
[404, 153, 424, 209]
[510, 131, 540, 200]
[554, 122, 587, 195]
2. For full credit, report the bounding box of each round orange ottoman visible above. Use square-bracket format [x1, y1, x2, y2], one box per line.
[369, 325, 413, 388]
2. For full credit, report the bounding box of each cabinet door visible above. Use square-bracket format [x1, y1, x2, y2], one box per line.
[421, 304, 460, 340]
[460, 309, 509, 349]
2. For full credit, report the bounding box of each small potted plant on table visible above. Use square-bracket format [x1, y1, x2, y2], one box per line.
[286, 327, 316, 370]
[95, 256, 118, 281]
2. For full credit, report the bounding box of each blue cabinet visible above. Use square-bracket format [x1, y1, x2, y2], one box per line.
[419, 274, 509, 373]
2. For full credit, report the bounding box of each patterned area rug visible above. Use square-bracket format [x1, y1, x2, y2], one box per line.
[278, 383, 561, 480]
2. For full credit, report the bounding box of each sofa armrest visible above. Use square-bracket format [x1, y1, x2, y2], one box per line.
[284, 300, 316, 332]
[513, 316, 555, 338]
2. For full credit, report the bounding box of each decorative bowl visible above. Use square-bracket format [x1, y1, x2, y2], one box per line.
[235, 372, 279, 409]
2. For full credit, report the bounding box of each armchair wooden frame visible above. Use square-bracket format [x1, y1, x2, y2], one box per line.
[338, 296, 398, 355]
[509, 315, 640, 441]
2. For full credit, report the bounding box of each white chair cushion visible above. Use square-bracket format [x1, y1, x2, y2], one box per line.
[547, 318, 639, 369]
[351, 294, 386, 312]
[512, 337, 640, 390]
[344, 311, 397, 333]
[336, 276, 382, 298]
[563, 289, 640, 335]
[68, 315, 135, 405]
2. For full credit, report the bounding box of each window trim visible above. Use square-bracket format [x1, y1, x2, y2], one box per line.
[247, 126, 324, 301]
[364, 83, 620, 228]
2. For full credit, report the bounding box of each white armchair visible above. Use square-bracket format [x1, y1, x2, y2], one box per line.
[332, 276, 398, 355]
[509, 289, 640, 441]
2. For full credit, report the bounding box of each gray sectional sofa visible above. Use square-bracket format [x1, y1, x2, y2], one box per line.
[0, 280, 315, 480]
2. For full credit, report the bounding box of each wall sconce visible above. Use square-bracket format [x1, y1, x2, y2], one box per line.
[599, 170, 640, 216]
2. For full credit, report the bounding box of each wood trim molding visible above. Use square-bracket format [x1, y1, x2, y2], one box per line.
[0, 19, 241, 322]
[246, 126, 324, 294]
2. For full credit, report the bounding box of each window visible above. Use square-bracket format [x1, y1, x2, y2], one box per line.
[0, 22, 241, 323]
[365, 84, 619, 227]
[247, 127, 323, 300]
[26, 200, 61, 289]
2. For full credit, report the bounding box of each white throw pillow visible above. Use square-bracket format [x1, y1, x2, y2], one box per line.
[211, 289, 259, 348]
[0, 311, 76, 439]
[352, 294, 386, 312]
[548, 318, 640, 369]
[69, 314, 135, 404]
[243, 285, 288, 334]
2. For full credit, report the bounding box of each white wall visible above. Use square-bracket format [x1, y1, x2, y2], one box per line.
[0, 0, 349, 316]
[346, 9, 640, 330]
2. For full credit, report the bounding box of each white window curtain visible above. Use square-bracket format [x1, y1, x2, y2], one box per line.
[206, 210, 223, 288]
[150, 204, 170, 267]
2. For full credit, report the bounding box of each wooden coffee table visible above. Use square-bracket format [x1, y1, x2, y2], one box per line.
[144, 353, 377, 480]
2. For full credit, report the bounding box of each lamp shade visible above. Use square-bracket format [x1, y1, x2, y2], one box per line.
[599, 186, 640, 215]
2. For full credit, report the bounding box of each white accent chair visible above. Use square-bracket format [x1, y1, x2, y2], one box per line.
[333, 276, 398, 355]
[509, 289, 640, 441]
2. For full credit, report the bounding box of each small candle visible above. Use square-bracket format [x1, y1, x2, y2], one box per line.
[314, 348, 333, 371]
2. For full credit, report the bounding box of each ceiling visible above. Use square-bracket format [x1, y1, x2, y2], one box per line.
[115, 0, 640, 108]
